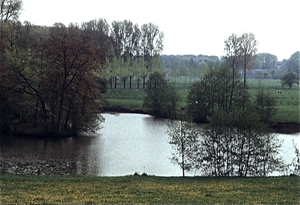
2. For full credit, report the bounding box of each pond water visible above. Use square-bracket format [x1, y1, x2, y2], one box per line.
[0, 113, 299, 176]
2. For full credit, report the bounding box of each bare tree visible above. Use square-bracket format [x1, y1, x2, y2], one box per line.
[239, 33, 258, 90]
[167, 119, 201, 177]
[224, 34, 241, 111]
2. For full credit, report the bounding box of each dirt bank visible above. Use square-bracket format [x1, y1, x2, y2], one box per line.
[272, 122, 300, 134]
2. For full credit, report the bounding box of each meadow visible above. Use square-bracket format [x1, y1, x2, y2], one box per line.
[103, 78, 300, 123]
[0, 174, 299, 204]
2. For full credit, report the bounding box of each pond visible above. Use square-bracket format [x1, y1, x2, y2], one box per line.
[0, 113, 299, 176]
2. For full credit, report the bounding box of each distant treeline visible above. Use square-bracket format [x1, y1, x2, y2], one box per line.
[161, 51, 299, 79]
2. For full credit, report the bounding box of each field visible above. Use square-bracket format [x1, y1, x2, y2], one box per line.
[0, 174, 299, 204]
[103, 78, 300, 123]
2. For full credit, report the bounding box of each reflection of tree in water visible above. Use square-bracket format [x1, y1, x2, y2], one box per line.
[0, 135, 102, 175]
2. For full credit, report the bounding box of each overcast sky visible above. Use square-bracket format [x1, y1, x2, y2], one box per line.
[19, 0, 299, 61]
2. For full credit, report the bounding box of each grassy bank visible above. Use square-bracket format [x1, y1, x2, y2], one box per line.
[0, 174, 299, 204]
[103, 78, 300, 124]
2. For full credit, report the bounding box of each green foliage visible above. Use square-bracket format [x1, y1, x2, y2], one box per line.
[285, 51, 300, 74]
[186, 81, 209, 123]
[161, 54, 219, 69]
[281, 72, 299, 89]
[0, 21, 104, 135]
[143, 71, 179, 118]
[254, 89, 277, 125]
[186, 62, 244, 123]
[254, 53, 278, 70]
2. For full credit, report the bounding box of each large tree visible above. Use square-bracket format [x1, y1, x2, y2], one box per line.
[186, 62, 243, 123]
[143, 71, 178, 118]
[239, 33, 258, 90]
[81, 18, 111, 65]
[140, 23, 164, 89]
[44, 24, 104, 133]
[239, 33, 257, 83]
[281, 72, 299, 89]
[223, 34, 242, 111]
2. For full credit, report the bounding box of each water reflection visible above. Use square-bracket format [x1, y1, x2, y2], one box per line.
[0, 113, 298, 176]
[0, 134, 103, 175]
[98, 113, 181, 176]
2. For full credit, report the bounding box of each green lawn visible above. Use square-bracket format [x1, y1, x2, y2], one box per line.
[1, 174, 299, 204]
[104, 78, 300, 123]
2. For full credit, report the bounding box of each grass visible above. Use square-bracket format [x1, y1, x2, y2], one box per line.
[1, 174, 299, 204]
[104, 78, 300, 123]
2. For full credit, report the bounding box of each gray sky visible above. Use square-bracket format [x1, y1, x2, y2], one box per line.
[19, 0, 299, 61]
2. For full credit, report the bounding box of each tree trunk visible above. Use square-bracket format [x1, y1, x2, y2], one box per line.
[57, 90, 65, 133]
[143, 75, 146, 89]
[34, 99, 39, 127]
[229, 59, 235, 111]
[129, 76, 132, 89]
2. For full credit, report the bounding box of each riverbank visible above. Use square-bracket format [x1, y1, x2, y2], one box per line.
[3, 106, 299, 138]
[103, 106, 300, 134]
[0, 174, 298, 204]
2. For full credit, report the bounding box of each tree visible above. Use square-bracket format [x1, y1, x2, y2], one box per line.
[141, 23, 164, 70]
[254, 53, 278, 70]
[237, 33, 258, 110]
[110, 20, 124, 57]
[0, 20, 52, 132]
[44, 24, 104, 133]
[254, 89, 277, 126]
[167, 119, 201, 177]
[143, 71, 179, 118]
[0, 0, 22, 22]
[281, 72, 299, 89]
[257, 70, 264, 88]
[285, 51, 300, 75]
[186, 81, 209, 123]
[201, 105, 283, 177]
[201, 108, 235, 176]
[81, 18, 111, 65]
[270, 69, 276, 79]
[223, 34, 241, 111]
[186, 62, 243, 123]
[239, 33, 258, 90]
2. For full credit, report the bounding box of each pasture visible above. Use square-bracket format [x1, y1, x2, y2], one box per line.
[103, 78, 300, 123]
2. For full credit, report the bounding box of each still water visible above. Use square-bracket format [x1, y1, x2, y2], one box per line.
[0, 113, 299, 176]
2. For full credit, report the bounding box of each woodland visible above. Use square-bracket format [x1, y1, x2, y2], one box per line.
[0, 0, 299, 137]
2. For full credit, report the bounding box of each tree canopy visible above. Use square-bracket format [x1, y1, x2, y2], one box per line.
[281, 72, 299, 89]
[143, 71, 179, 118]
[0, 1, 166, 134]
